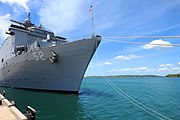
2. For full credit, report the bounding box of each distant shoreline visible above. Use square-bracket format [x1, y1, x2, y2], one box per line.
[85, 75, 163, 78]
[85, 74, 180, 78]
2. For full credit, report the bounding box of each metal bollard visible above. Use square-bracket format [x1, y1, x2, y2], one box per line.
[10, 100, 16, 107]
[0, 91, 5, 97]
[24, 106, 36, 120]
[0, 99, 2, 105]
[0, 91, 5, 105]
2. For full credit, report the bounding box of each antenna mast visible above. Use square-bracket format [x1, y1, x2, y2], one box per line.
[90, 6, 95, 37]
[28, 13, 31, 21]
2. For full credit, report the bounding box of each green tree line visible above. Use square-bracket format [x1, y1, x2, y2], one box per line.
[165, 73, 180, 77]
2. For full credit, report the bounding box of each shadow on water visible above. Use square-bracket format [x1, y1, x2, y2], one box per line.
[79, 88, 114, 98]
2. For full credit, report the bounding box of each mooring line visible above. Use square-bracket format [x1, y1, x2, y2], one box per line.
[103, 77, 165, 120]
[103, 38, 180, 47]
[103, 36, 180, 39]
[95, 52, 172, 120]
[106, 77, 171, 120]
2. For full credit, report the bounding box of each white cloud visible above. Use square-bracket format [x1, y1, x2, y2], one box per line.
[157, 67, 180, 73]
[108, 65, 180, 74]
[104, 61, 112, 65]
[114, 55, 130, 60]
[38, 0, 87, 35]
[160, 64, 174, 67]
[143, 39, 173, 49]
[89, 61, 112, 68]
[157, 67, 170, 72]
[107, 69, 120, 73]
[178, 62, 180, 65]
[172, 67, 180, 70]
[0, 0, 29, 12]
[108, 67, 151, 73]
[0, 14, 11, 40]
[114, 54, 142, 61]
[122, 67, 150, 72]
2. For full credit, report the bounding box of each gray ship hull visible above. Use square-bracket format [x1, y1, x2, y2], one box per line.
[0, 37, 101, 93]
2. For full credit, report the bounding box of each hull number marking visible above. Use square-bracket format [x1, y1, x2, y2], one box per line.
[33, 51, 46, 61]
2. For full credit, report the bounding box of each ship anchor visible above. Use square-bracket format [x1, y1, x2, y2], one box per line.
[49, 50, 58, 64]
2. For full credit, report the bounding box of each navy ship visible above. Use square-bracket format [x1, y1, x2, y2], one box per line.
[0, 13, 101, 94]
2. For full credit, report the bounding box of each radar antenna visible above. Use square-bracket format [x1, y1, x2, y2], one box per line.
[10, 13, 34, 28]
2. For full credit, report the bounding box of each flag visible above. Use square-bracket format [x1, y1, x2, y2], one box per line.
[89, 6, 93, 13]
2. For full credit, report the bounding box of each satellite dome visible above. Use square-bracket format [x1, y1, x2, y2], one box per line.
[24, 19, 30, 23]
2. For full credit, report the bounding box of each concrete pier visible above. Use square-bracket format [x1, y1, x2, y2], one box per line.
[0, 91, 36, 120]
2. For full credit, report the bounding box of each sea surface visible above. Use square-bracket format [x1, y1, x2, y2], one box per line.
[0, 77, 180, 120]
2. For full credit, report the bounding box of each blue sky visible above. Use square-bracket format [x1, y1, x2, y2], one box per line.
[0, 0, 180, 76]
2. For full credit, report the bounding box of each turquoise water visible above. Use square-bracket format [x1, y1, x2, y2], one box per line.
[0, 77, 180, 120]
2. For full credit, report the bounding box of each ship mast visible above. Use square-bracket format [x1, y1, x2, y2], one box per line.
[28, 13, 31, 21]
